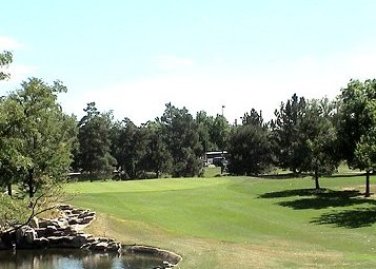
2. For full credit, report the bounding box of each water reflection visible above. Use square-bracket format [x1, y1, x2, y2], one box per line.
[0, 250, 167, 269]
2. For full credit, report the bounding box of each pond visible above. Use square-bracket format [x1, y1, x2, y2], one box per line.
[0, 249, 170, 269]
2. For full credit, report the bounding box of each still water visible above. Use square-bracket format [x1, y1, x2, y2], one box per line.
[0, 249, 168, 269]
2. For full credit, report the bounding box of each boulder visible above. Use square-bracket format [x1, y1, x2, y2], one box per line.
[58, 204, 73, 211]
[93, 242, 108, 251]
[81, 216, 94, 225]
[29, 217, 39, 229]
[68, 218, 79, 225]
[24, 229, 37, 244]
[34, 237, 49, 248]
[39, 219, 59, 228]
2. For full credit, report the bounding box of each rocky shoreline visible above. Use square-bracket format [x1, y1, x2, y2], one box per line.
[0, 204, 182, 268]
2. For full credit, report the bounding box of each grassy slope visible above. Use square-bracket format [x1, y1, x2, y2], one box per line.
[65, 175, 376, 269]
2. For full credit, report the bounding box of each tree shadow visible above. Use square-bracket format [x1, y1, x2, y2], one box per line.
[259, 188, 373, 210]
[311, 207, 376, 228]
[278, 196, 373, 210]
[258, 173, 307, 180]
[259, 188, 360, 199]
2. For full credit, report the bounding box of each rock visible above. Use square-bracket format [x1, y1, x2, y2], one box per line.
[58, 204, 73, 211]
[68, 218, 79, 225]
[48, 236, 77, 248]
[71, 209, 83, 214]
[39, 219, 59, 228]
[34, 237, 49, 248]
[56, 218, 69, 229]
[15, 226, 38, 247]
[93, 242, 108, 251]
[81, 216, 94, 225]
[46, 225, 58, 232]
[24, 229, 37, 244]
[29, 217, 39, 229]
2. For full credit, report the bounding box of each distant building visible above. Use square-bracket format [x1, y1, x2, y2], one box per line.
[204, 151, 228, 166]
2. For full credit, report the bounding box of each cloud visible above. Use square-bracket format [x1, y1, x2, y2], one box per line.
[0, 36, 36, 87]
[0, 36, 24, 50]
[61, 45, 376, 125]
[154, 55, 194, 70]
[8, 64, 37, 81]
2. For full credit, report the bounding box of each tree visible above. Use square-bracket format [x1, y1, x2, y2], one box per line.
[354, 130, 376, 196]
[227, 109, 274, 175]
[141, 121, 172, 178]
[76, 102, 116, 176]
[271, 93, 306, 174]
[337, 79, 376, 165]
[337, 79, 376, 195]
[8, 78, 77, 197]
[298, 98, 339, 190]
[210, 114, 230, 152]
[196, 111, 215, 153]
[0, 50, 13, 80]
[0, 96, 28, 195]
[160, 103, 203, 177]
[110, 118, 138, 178]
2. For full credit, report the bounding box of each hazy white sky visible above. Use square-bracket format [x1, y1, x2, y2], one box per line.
[2, 1, 376, 124]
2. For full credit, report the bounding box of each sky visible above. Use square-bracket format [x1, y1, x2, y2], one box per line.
[1, 0, 376, 124]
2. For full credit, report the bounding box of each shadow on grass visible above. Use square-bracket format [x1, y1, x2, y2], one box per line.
[278, 196, 374, 210]
[259, 188, 361, 199]
[311, 207, 376, 228]
[260, 188, 376, 228]
[258, 173, 306, 180]
[259, 188, 375, 210]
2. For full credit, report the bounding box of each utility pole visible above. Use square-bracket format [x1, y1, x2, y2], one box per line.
[221, 105, 226, 174]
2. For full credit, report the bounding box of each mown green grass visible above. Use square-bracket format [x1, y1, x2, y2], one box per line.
[65, 175, 376, 268]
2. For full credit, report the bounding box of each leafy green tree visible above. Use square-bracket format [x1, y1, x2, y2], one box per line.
[354, 131, 376, 196]
[110, 118, 138, 178]
[8, 78, 77, 197]
[77, 102, 116, 176]
[210, 114, 230, 152]
[271, 93, 306, 174]
[0, 96, 28, 195]
[196, 111, 215, 153]
[298, 99, 339, 190]
[0, 50, 12, 80]
[160, 103, 203, 177]
[337, 79, 376, 165]
[227, 109, 274, 175]
[337, 79, 376, 195]
[140, 121, 172, 178]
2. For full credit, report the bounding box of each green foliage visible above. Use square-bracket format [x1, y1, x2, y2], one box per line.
[337, 79, 376, 166]
[141, 121, 172, 178]
[161, 103, 203, 177]
[355, 130, 376, 171]
[0, 78, 77, 197]
[271, 94, 307, 173]
[0, 194, 29, 229]
[298, 98, 339, 188]
[196, 111, 216, 153]
[76, 102, 116, 176]
[228, 109, 274, 175]
[210, 114, 230, 151]
[0, 50, 13, 80]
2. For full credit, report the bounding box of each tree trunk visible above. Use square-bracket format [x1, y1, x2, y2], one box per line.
[314, 167, 320, 190]
[365, 171, 371, 197]
[7, 184, 12, 196]
[28, 169, 34, 198]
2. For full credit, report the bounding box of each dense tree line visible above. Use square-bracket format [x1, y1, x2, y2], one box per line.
[2, 49, 376, 197]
